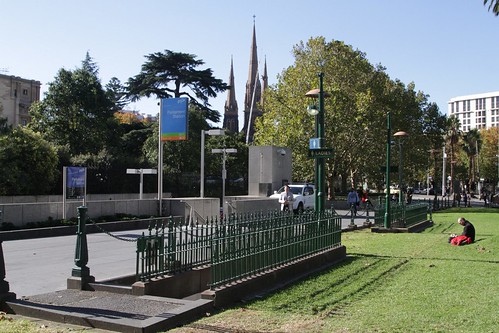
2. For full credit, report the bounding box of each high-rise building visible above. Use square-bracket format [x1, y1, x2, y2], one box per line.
[0, 73, 41, 126]
[448, 91, 499, 132]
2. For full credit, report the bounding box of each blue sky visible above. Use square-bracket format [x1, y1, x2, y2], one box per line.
[2, 1, 498, 128]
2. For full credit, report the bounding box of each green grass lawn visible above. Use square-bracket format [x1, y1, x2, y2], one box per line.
[1, 208, 497, 332]
[170, 208, 498, 333]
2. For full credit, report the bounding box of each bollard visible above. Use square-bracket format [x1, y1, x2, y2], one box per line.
[348, 204, 357, 229]
[364, 204, 371, 226]
[68, 206, 94, 289]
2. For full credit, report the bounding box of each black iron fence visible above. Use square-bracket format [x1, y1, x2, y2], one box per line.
[136, 210, 342, 289]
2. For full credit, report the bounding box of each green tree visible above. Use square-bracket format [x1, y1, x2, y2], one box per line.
[484, 0, 499, 16]
[461, 128, 481, 189]
[29, 53, 115, 156]
[0, 127, 58, 195]
[0, 117, 11, 135]
[127, 50, 228, 123]
[129, 50, 231, 196]
[445, 115, 462, 196]
[254, 37, 443, 196]
[106, 77, 130, 112]
[478, 128, 499, 186]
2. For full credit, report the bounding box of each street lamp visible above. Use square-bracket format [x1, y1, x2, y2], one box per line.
[212, 148, 237, 217]
[305, 73, 330, 212]
[200, 129, 225, 197]
[393, 131, 409, 204]
[384, 112, 392, 228]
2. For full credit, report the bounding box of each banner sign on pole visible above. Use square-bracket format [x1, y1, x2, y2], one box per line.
[66, 166, 86, 199]
[160, 97, 189, 141]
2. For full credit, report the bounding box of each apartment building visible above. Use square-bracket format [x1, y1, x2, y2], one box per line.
[447, 91, 499, 132]
[0, 73, 41, 127]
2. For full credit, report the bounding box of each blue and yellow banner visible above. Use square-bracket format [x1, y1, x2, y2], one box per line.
[160, 97, 189, 141]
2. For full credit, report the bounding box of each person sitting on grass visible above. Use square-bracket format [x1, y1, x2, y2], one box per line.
[448, 217, 475, 246]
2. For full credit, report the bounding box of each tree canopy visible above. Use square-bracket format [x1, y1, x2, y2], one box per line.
[127, 50, 228, 123]
[29, 53, 116, 156]
[484, 0, 499, 16]
[254, 37, 446, 194]
[0, 127, 58, 195]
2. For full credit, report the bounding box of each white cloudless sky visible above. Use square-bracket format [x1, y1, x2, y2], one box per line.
[2, 0, 498, 129]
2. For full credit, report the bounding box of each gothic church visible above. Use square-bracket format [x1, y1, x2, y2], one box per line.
[222, 21, 268, 144]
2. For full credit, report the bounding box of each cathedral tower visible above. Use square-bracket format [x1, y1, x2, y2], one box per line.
[222, 57, 239, 133]
[242, 21, 263, 144]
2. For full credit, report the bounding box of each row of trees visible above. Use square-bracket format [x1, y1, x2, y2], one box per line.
[254, 37, 498, 197]
[0, 52, 247, 196]
[1, 35, 498, 198]
[445, 117, 498, 195]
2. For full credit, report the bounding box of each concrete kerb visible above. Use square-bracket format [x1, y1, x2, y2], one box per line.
[370, 219, 434, 233]
[4, 291, 214, 333]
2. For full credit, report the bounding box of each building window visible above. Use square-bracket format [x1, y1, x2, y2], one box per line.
[22, 89, 28, 95]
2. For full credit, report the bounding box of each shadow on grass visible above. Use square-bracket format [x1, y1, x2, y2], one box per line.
[348, 252, 499, 264]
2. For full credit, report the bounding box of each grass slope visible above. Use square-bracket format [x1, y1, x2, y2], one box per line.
[172, 209, 498, 333]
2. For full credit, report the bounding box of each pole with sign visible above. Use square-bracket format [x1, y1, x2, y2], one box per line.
[212, 148, 237, 217]
[62, 166, 87, 220]
[158, 98, 189, 215]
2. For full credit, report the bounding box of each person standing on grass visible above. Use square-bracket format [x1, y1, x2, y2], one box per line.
[448, 217, 475, 246]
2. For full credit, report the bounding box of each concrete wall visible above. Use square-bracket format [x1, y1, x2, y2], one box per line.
[161, 198, 220, 224]
[0, 193, 159, 204]
[248, 145, 292, 197]
[0, 193, 296, 227]
[0, 199, 159, 227]
[0, 194, 221, 227]
[225, 196, 280, 215]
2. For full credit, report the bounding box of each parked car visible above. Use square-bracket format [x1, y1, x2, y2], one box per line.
[269, 184, 315, 213]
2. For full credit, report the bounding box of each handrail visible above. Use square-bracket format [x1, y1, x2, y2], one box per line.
[181, 200, 206, 226]
[225, 199, 237, 215]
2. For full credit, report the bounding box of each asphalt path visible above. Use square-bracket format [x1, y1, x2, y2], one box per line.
[3, 229, 145, 298]
[0, 209, 383, 298]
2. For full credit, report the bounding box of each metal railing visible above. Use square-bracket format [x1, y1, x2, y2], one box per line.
[210, 209, 341, 288]
[136, 210, 342, 289]
[372, 201, 429, 228]
[136, 216, 212, 281]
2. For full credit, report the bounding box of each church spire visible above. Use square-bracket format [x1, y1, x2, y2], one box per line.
[223, 56, 239, 133]
[243, 18, 262, 144]
[260, 56, 268, 109]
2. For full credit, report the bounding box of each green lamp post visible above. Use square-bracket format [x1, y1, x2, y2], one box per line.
[306, 73, 330, 212]
[384, 112, 392, 228]
[393, 131, 409, 204]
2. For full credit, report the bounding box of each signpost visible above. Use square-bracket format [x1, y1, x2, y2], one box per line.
[62, 166, 87, 220]
[212, 148, 237, 217]
[158, 97, 189, 216]
[308, 148, 334, 159]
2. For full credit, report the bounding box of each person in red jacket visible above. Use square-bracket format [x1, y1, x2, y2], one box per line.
[448, 217, 475, 246]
